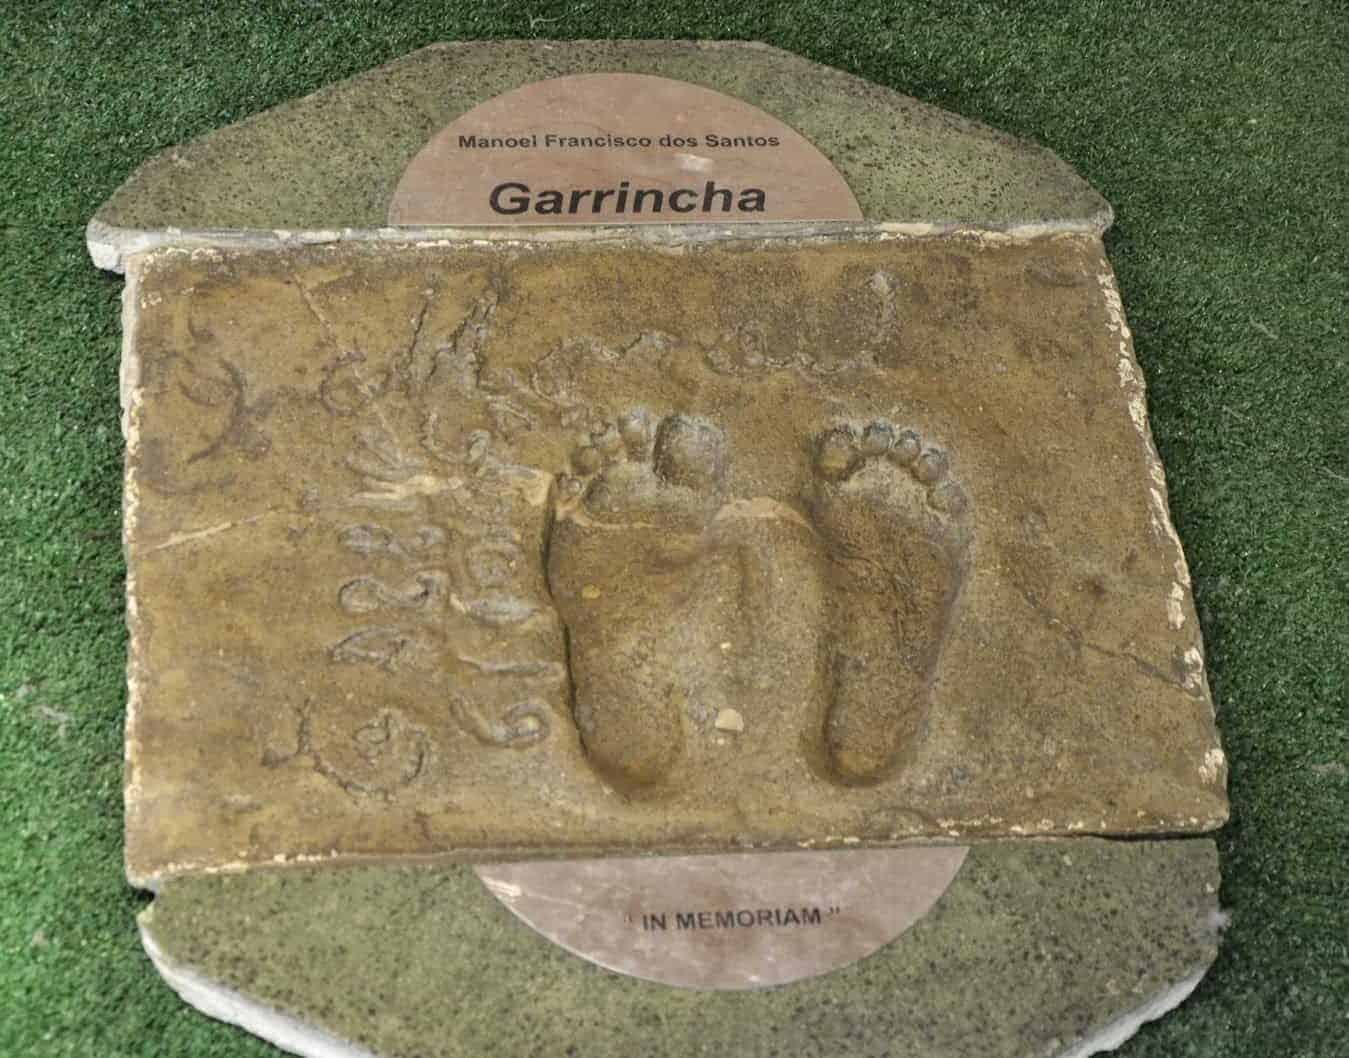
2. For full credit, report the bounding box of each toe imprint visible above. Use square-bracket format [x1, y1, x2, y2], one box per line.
[557, 411, 729, 529]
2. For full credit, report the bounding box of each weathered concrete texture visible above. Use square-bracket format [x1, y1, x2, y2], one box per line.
[140, 839, 1223, 1058]
[92, 41, 1109, 242]
[120, 232, 1224, 886]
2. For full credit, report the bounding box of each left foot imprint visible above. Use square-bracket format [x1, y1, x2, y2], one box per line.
[546, 411, 738, 796]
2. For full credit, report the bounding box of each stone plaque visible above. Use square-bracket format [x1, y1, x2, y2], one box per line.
[419, 73, 958, 991]
[121, 233, 1225, 887]
[388, 73, 862, 226]
[98, 39, 1230, 1058]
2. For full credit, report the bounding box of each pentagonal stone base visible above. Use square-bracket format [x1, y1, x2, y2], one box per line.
[91, 40, 1109, 256]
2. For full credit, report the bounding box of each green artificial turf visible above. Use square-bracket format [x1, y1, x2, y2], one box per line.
[1, 2, 1344, 1056]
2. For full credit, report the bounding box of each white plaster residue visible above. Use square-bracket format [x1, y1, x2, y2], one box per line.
[1098, 269, 1169, 539]
[1147, 486, 1168, 537]
[86, 217, 1108, 275]
[1100, 260, 1207, 641]
[121, 261, 147, 873]
[141, 927, 380, 1058]
[1182, 646, 1207, 692]
[119, 264, 144, 438]
[1126, 393, 1148, 433]
[1168, 582, 1187, 629]
[1199, 747, 1226, 784]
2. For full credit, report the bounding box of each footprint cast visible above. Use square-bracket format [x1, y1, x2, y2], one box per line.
[805, 421, 970, 785]
[546, 411, 738, 795]
[547, 410, 970, 795]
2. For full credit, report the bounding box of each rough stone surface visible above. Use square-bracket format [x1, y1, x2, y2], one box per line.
[121, 232, 1225, 886]
[139, 839, 1223, 1058]
[92, 41, 1109, 244]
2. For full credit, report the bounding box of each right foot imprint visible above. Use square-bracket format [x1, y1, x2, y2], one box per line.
[546, 411, 736, 795]
[806, 422, 970, 785]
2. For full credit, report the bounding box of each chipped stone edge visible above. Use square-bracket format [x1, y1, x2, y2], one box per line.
[86, 216, 1111, 274]
[141, 903, 1214, 1058]
[121, 257, 149, 890]
[141, 923, 379, 1058]
[126, 826, 1214, 896]
[1056, 965, 1212, 1058]
[1093, 258, 1228, 799]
